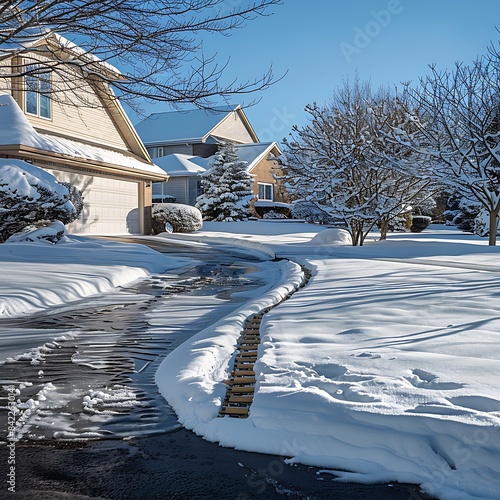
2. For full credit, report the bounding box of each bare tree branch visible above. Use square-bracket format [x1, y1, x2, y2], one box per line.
[0, 0, 283, 111]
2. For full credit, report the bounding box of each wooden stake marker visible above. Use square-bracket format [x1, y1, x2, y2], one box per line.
[218, 266, 311, 419]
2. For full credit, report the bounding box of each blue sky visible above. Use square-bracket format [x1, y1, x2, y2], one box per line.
[186, 0, 500, 143]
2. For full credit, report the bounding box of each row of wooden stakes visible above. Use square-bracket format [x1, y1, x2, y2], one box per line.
[218, 313, 265, 418]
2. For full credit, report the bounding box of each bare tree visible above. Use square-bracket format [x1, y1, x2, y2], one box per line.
[0, 1, 281, 110]
[281, 78, 433, 246]
[398, 56, 500, 245]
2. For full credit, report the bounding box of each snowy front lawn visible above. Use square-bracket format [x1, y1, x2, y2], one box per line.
[155, 222, 500, 500]
[0, 236, 184, 318]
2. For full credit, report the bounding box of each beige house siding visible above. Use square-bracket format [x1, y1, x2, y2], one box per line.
[44, 167, 141, 235]
[16, 54, 129, 150]
[212, 111, 256, 143]
[250, 157, 283, 201]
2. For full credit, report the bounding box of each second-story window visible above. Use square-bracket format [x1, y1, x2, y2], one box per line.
[25, 65, 51, 119]
[157, 146, 164, 158]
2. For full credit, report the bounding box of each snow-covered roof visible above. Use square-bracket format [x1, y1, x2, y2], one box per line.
[233, 142, 281, 170]
[154, 141, 281, 178]
[0, 28, 123, 80]
[0, 93, 165, 177]
[153, 153, 209, 177]
[134, 105, 243, 145]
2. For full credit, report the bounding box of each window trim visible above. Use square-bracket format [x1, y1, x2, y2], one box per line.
[25, 65, 52, 120]
[258, 182, 274, 201]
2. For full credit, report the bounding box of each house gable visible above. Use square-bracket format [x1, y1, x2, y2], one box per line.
[0, 30, 166, 235]
[135, 105, 259, 149]
[0, 31, 150, 160]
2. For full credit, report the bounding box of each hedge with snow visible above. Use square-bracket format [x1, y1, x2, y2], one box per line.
[0, 159, 83, 243]
[152, 203, 203, 233]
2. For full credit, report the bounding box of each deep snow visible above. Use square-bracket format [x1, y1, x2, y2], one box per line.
[1, 222, 499, 499]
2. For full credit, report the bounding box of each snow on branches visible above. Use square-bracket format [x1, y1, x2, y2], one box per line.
[0, 159, 82, 242]
[398, 56, 500, 245]
[281, 78, 434, 245]
[195, 141, 255, 222]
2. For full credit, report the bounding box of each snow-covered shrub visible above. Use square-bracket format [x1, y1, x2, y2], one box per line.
[410, 215, 432, 232]
[473, 209, 500, 237]
[6, 221, 66, 244]
[291, 201, 335, 224]
[0, 159, 76, 242]
[152, 203, 202, 233]
[263, 210, 287, 219]
[58, 182, 84, 224]
[444, 193, 480, 232]
[254, 201, 291, 219]
[195, 141, 254, 221]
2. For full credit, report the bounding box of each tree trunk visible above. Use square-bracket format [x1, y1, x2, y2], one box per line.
[488, 210, 498, 246]
[378, 220, 388, 241]
[350, 219, 363, 246]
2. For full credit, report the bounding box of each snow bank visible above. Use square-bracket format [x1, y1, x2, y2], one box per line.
[307, 227, 352, 245]
[0, 237, 182, 318]
[156, 222, 500, 500]
[155, 259, 304, 429]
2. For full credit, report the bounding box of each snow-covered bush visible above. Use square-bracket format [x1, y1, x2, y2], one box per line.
[263, 210, 287, 219]
[444, 193, 480, 233]
[410, 215, 432, 232]
[195, 141, 254, 221]
[0, 159, 77, 242]
[59, 182, 84, 224]
[6, 221, 66, 244]
[473, 209, 500, 237]
[254, 201, 291, 218]
[152, 203, 202, 233]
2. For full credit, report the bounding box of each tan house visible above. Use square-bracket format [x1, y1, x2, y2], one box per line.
[0, 29, 167, 235]
[135, 106, 285, 207]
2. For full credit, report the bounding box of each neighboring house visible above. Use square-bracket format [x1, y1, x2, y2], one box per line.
[135, 106, 285, 207]
[152, 142, 283, 206]
[135, 105, 259, 159]
[0, 29, 167, 235]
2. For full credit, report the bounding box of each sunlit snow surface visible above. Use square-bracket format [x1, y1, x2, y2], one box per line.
[0, 224, 499, 499]
[155, 222, 500, 500]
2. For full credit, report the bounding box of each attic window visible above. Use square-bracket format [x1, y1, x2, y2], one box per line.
[25, 65, 51, 119]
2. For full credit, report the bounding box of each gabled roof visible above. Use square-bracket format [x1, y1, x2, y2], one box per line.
[154, 153, 208, 177]
[154, 141, 281, 178]
[135, 105, 259, 145]
[0, 27, 124, 81]
[234, 142, 282, 169]
[0, 93, 166, 180]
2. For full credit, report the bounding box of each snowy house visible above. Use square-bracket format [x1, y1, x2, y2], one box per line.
[152, 142, 283, 206]
[135, 106, 284, 206]
[0, 29, 167, 235]
[135, 105, 259, 159]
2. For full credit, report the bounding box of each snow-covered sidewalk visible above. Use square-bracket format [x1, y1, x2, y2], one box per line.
[155, 222, 500, 500]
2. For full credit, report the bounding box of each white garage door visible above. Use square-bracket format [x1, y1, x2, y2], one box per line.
[46, 170, 140, 235]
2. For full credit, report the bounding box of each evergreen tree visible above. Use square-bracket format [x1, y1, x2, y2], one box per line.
[196, 142, 254, 221]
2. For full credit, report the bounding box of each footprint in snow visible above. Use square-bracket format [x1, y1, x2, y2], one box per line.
[405, 369, 464, 390]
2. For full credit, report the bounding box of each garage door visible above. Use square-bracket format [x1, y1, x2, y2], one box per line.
[46, 170, 140, 235]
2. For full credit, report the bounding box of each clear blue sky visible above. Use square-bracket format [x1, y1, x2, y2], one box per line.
[140, 0, 500, 143]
